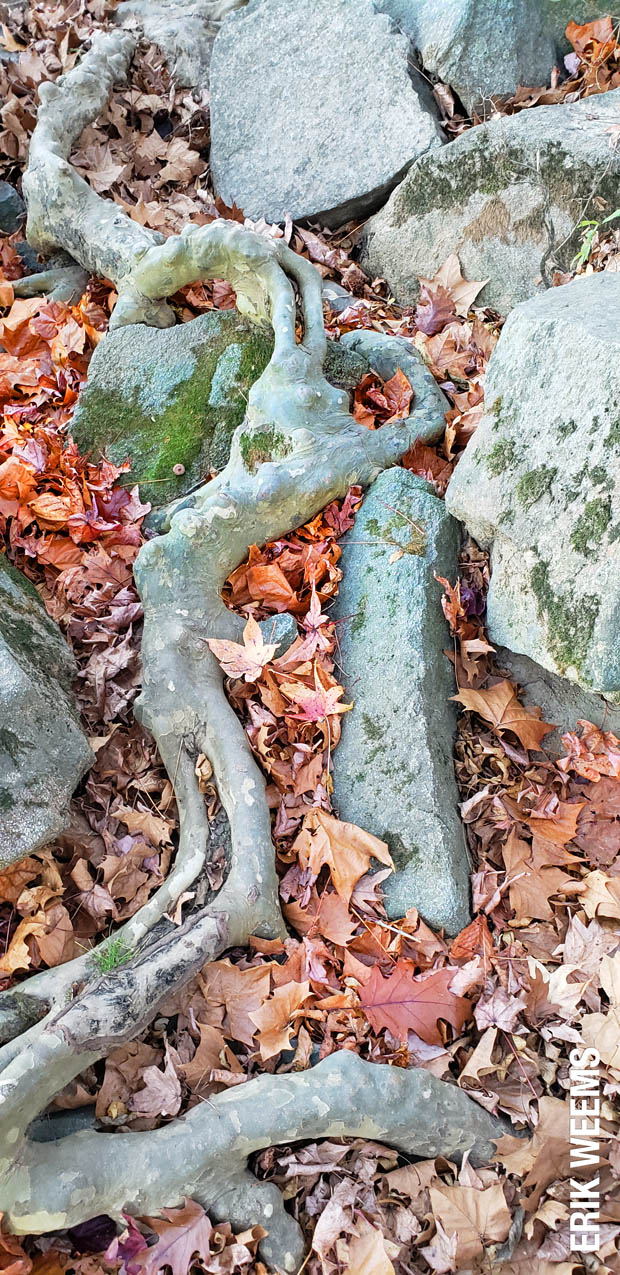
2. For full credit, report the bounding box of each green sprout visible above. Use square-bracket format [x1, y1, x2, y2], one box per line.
[91, 936, 133, 973]
[572, 208, 620, 270]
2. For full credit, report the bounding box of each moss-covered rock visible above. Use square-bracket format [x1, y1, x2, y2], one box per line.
[446, 273, 620, 698]
[0, 555, 93, 866]
[361, 89, 620, 313]
[70, 314, 369, 511]
[71, 312, 274, 509]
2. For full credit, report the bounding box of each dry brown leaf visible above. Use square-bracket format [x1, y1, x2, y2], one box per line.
[198, 959, 272, 1046]
[429, 1182, 512, 1264]
[249, 980, 312, 1060]
[292, 809, 393, 904]
[452, 680, 554, 751]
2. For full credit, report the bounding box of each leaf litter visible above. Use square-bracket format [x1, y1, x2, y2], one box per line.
[1, 5, 620, 1274]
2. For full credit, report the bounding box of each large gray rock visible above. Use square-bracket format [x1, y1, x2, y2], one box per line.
[361, 89, 620, 314]
[496, 648, 620, 759]
[209, 0, 443, 227]
[0, 557, 93, 867]
[332, 467, 471, 935]
[374, 0, 555, 114]
[446, 273, 620, 699]
[70, 313, 368, 511]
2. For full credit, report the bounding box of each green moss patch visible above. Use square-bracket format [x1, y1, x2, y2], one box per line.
[71, 316, 273, 508]
[516, 465, 556, 508]
[530, 557, 599, 677]
[570, 495, 612, 554]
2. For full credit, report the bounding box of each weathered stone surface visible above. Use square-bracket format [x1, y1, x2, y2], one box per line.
[541, 1, 612, 50]
[361, 90, 620, 314]
[209, 0, 443, 226]
[374, 0, 555, 114]
[332, 467, 470, 934]
[496, 648, 620, 758]
[70, 314, 369, 510]
[0, 556, 93, 867]
[115, 0, 245, 86]
[0, 181, 24, 233]
[445, 273, 620, 698]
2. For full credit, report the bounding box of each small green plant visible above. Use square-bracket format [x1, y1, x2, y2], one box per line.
[572, 209, 620, 269]
[91, 936, 133, 973]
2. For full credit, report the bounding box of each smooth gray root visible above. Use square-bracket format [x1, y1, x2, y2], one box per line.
[0, 29, 511, 1269]
[1, 1050, 509, 1273]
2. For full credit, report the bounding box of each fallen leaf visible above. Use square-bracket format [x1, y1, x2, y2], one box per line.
[429, 1182, 511, 1265]
[249, 980, 312, 1059]
[207, 616, 277, 682]
[132, 1199, 213, 1275]
[292, 809, 393, 903]
[452, 680, 554, 751]
[359, 960, 472, 1044]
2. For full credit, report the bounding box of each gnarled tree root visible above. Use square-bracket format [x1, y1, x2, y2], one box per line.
[0, 28, 518, 1271]
[2, 1053, 508, 1273]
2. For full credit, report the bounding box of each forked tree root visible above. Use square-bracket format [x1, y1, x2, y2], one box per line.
[0, 30, 517, 1272]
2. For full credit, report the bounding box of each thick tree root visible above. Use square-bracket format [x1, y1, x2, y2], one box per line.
[0, 29, 518, 1269]
[2, 1053, 509, 1272]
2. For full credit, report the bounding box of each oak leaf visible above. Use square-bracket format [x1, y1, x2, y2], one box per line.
[452, 680, 554, 751]
[292, 809, 393, 904]
[359, 960, 471, 1044]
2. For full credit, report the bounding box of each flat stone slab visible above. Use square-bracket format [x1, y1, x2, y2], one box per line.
[446, 273, 620, 698]
[361, 89, 620, 314]
[71, 314, 368, 512]
[332, 467, 471, 934]
[209, 0, 443, 226]
[0, 557, 93, 867]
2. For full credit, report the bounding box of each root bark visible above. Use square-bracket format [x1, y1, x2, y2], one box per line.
[0, 30, 518, 1272]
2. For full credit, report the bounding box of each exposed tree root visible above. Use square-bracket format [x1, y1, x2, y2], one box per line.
[0, 29, 517, 1271]
[2, 1053, 508, 1273]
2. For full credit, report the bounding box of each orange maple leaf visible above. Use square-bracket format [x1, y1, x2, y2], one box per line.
[292, 809, 393, 904]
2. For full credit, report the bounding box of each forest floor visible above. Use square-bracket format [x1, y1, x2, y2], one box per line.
[1, 5, 620, 1275]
